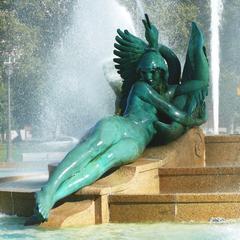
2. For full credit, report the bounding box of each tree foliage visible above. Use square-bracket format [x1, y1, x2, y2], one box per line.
[1, 0, 238, 135]
[0, 0, 75, 135]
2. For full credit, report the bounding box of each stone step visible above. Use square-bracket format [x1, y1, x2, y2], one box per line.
[49, 158, 167, 196]
[41, 200, 95, 228]
[3, 190, 240, 226]
[0, 191, 35, 217]
[159, 166, 240, 193]
[1, 129, 239, 227]
[205, 135, 240, 166]
[109, 193, 240, 223]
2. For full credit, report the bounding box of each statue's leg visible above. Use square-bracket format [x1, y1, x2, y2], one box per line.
[35, 118, 123, 219]
[50, 137, 141, 215]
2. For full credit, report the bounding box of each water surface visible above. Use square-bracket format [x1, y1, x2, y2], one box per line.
[1, 214, 240, 240]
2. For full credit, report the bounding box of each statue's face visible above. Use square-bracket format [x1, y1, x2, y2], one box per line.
[139, 67, 166, 90]
[137, 50, 168, 92]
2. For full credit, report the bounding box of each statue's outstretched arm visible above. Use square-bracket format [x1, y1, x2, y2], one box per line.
[129, 81, 206, 127]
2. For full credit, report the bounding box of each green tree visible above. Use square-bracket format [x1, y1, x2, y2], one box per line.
[0, 0, 75, 136]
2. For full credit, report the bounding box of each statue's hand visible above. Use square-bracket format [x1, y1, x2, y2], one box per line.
[152, 121, 186, 144]
[199, 102, 207, 120]
[184, 106, 207, 127]
[142, 14, 159, 49]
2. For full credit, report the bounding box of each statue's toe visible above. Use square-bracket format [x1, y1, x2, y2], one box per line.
[24, 213, 45, 226]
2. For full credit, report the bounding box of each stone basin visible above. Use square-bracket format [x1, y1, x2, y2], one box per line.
[0, 128, 240, 227]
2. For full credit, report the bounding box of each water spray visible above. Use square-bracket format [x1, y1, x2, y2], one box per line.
[210, 0, 223, 134]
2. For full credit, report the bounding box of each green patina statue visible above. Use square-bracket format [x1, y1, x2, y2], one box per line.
[27, 14, 209, 224]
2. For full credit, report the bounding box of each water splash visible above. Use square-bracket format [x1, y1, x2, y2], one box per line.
[210, 0, 223, 135]
[134, 0, 145, 36]
[135, 0, 145, 18]
[42, 0, 135, 138]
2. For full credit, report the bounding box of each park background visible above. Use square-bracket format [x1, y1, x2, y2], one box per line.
[0, 0, 239, 161]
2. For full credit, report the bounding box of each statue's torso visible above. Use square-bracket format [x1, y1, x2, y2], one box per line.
[122, 94, 159, 145]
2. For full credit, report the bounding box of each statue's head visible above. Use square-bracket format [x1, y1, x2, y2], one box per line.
[137, 49, 169, 91]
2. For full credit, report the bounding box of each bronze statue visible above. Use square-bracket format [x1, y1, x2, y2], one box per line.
[26, 14, 209, 224]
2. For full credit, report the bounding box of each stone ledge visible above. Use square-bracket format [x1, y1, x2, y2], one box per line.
[109, 193, 240, 223]
[159, 166, 240, 193]
[109, 193, 240, 203]
[144, 127, 205, 168]
[40, 158, 167, 227]
[49, 158, 166, 196]
[0, 174, 48, 193]
[40, 200, 95, 228]
[43, 193, 240, 227]
[0, 191, 35, 216]
[205, 135, 240, 166]
[159, 166, 240, 176]
[205, 135, 240, 143]
[0, 162, 50, 169]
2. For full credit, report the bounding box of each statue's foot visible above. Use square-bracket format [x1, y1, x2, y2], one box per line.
[35, 187, 54, 220]
[24, 210, 45, 226]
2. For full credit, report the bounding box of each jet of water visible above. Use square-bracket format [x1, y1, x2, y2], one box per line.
[210, 0, 223, 135]
[135, 0, 145, 18]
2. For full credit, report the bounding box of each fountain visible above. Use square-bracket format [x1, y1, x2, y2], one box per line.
[0, 0, 240, 239]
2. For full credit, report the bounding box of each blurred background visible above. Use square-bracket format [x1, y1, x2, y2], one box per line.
[0, 0, 239, 162]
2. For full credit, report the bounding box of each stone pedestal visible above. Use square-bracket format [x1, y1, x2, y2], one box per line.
[1, 128, 240, 227]
[143, 127, 205, 167]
